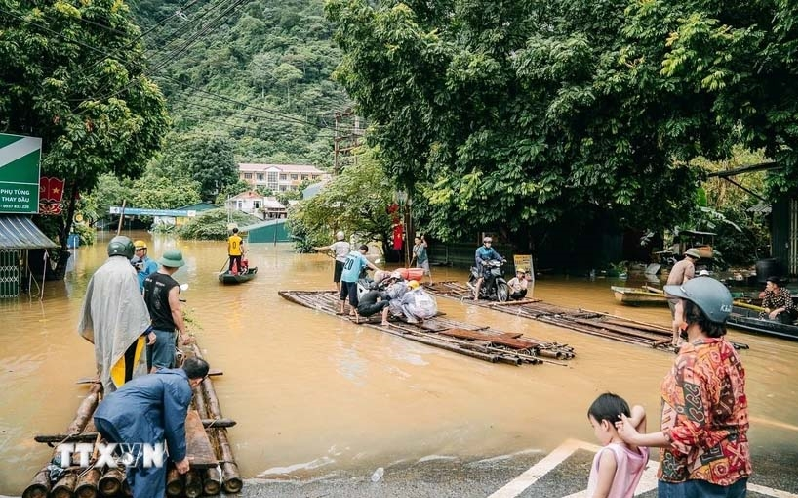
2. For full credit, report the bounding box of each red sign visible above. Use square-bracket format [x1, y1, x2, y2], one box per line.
[39, 176, 65, 215]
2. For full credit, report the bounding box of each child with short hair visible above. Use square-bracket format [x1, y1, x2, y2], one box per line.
[586, 393, 649, 498]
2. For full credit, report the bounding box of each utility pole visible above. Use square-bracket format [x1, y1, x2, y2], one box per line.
[333, 108, 364, 174]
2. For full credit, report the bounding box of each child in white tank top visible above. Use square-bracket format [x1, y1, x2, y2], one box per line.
[586, 393, 649, 498]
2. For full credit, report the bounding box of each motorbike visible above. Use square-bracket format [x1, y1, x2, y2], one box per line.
[356, 267, 389, 301]
[467, 259, 509, 302]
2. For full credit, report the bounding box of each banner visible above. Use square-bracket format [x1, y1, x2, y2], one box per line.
[39, 176, 65, 215]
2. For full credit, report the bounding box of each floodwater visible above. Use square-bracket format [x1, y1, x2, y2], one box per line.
[1, 232, 797, 494]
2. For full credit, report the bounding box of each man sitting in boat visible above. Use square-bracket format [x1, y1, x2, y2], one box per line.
[400, 280, 438, 324]
[760, 276, 797, 324]
[507, 268, 529, 300]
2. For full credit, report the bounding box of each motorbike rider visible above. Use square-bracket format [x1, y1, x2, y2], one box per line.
[473, 236, 502, 301]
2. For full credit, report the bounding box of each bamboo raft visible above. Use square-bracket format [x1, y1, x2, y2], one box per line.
[278, 290, 575, 366]
[425, 282, 749, 352]
[23, 343, 242, 498]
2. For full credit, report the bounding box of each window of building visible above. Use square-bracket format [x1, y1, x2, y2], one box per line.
[254, 201, 261, 208]
[280, 174, 287, 180]
[244, 173, 252, 179]
[267, 171, 278, 191]
[291, 174, 299, 180]
[237, 201, 243, 209]
[279, 185, 287, 191]
[301, 174, 308, 180]
[257, 173, 263, 180]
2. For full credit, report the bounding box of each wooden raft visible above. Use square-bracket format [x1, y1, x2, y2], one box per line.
[278, 290, 576, 366]
[425, 281, 749, 351]
[23, 341, 242, 498]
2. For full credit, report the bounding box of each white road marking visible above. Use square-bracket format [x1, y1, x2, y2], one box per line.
[487, 438, 589, 498]
[490, 438, 798, 498]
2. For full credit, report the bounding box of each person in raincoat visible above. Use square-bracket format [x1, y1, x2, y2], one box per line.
[94, 357, 210, 498]
[78, 236, 154, 393]
[380, 272, 410, 325]
[400, 280, 438, 323]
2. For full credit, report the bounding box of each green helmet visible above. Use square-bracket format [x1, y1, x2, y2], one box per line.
[107, 236, 135, 259]
[664, 277, 733, 323]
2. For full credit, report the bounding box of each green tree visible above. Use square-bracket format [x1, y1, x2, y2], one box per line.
[79, 173, 136, 227]
[171, 136, 239, 201]
[133, 174, 202, 209]
[325, 0, 698, 245]
[288, 148, 392, 251]
[0, 0, 169, 274]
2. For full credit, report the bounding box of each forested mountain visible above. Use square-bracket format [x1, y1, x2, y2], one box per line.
[130, 0, 349, 168]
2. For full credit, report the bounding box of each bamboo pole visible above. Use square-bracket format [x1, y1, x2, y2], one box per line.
[75, 468, 101, 498]
[165, 467, 183, 497]
[203, 466, 222, 495]
[35, 419, 237, 443]
[22, 469, 51, 498]
[184, 470, 203, 498]
[98, 468, 124, 496]
[66, 383, 102, 435]
[191, 345, 243, 494]
[52, 470, 77, 498]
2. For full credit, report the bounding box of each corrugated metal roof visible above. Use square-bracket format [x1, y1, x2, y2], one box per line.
[0, 215, 59, 250]
[747, 203, 772, 214]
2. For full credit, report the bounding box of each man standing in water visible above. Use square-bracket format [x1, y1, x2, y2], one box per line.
[143, 249, 192, 371]
[94, 356, 210, 498]
[665, 248, 701, 345]
[78, 236, 154, 393]
[314, 231, 350, 292]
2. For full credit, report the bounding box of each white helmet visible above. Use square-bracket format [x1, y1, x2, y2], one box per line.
[336, 231, 345, 241]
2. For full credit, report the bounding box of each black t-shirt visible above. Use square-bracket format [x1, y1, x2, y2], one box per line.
[142, 272, 179, 332]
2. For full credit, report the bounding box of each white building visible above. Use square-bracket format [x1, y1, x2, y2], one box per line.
[225, 191, 287, 220]
[238, 163, 330, 192]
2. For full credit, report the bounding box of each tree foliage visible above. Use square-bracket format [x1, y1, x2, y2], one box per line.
[0, 0, 169, 269]
[177, 207, 260, 240]
[326, 0, 797, 245]
[288, 148, 393, 251]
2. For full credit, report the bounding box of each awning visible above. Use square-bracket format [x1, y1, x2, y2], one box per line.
[0, 215, 59, 250]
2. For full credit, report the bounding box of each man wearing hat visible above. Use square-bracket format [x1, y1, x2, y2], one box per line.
[665, 248, 702, 345]
[142, 249, 192, 372]
[133, 240, 159, 292]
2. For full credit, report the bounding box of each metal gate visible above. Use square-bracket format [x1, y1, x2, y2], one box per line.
[0, 250, 20, 298]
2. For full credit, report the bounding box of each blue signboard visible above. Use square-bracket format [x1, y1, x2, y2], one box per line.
[109, 206, 197, 217]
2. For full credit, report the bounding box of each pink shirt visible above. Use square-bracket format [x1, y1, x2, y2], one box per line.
[586, 443, 649, 498]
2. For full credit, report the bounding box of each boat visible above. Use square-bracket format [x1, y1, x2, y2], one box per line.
[611, 285, 668, 306]
[218, 267, 258, 284]
[727, 304, 798, 340]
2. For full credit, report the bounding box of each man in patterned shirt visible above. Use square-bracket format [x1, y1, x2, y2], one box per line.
[759, 276, 797, 324]
[616, 277, 751, 497]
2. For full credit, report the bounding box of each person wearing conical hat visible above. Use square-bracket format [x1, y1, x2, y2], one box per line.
[665, 248, 702, 346]
[142, 249, 193, 372]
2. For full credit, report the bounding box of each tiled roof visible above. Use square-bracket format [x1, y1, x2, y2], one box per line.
[238, 163, 327, 174]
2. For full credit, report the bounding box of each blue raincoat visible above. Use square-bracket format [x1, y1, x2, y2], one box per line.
[94, 368, 193, 498]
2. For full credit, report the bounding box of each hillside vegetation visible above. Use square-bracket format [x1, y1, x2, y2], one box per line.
[131, 0, 348, 168]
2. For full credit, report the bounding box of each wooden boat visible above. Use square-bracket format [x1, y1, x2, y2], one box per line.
[611, 285, 668, 305]
[218, 267, 258, 284]
[727, 304, 798, 340]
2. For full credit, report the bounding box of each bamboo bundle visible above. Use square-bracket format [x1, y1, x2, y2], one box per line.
[75, 468, 101, 498]
[203, 466, 222, 495]
[191, 345, 243, 494]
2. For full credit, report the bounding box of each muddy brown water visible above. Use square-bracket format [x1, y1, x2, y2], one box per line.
[1, 232, 797, 493]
